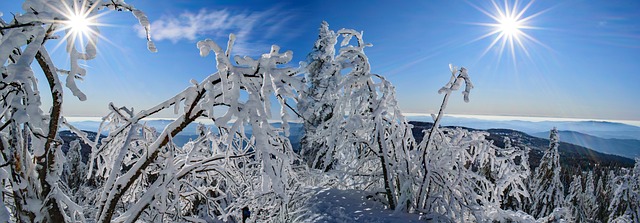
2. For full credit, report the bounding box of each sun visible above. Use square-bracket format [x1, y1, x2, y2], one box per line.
[470, 0, 547, 63]
[67, 12, 92, 36]
[497, 16, 523, 37]
[59, 0, 100, 44]
[46, 0, 108, 47]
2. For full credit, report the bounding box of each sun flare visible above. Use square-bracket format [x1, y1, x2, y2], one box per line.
[68, 13, 91, 34]
[47, 0, 108, 47]
[497, 16, 523, 37]
[470, 0, 547, 64]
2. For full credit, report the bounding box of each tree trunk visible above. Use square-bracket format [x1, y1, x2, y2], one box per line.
[377, 124, 395, 209]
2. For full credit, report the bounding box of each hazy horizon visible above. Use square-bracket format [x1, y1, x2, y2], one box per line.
[64, 113, 640, 128]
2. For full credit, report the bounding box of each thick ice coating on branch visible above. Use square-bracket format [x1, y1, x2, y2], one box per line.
[132, 9, 157, 52]
[0, 1, 156, 222]
[438, 64, 473, 102]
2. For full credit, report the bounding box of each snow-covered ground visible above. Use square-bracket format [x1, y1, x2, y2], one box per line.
[300, 188, 423, 223]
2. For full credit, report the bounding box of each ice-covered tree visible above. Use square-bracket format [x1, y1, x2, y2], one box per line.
[63, 140, 86, 192]
[413, 66, 488, 220]
[0, 1, 153, 222]
[406, 66, 536, 221]
[595, 170, 612, 222]
[415, 127, 537, 222]
[1, 1, 310, 222]
[298, 23, 416, 211]
[530, 127, 565, 219]
[417, 127, 495, 221]
[582, 171, 599, 222]
[295, 22, 540, 222]
[494, 137, 531, 211]
[298, 21, 340, 169]
[415, 65, 472, 205]
[565, 174, 585, 222]
[81, 34, 308, 222]
[608, 159, 640, 222]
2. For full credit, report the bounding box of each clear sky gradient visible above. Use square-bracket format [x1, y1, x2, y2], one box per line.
[2, 0, 639, 121]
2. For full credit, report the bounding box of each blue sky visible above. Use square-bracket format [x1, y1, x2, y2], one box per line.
[2, 0, 639, 121]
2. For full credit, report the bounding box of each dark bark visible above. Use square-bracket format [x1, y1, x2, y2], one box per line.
[97, 89, 207, 223]
[36, 49, 65, 223]
[377, 124, 396, 209]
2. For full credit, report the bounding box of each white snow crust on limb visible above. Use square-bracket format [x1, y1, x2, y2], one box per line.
[0, 1, 153, 222]
[88, 34, 304, 222]
[530, 127, 565, 219]
[297, 22, 417, 213]
[608, 158, 640, 222]
[438, 64, 473, 102]
[419, 64, 473, 155]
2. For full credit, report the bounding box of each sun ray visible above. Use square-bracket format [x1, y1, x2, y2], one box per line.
[514, 33, 531, 58]
[516, 0, 534, 20]
[480, 32, 504, 59]
[498, 34, 508, 61]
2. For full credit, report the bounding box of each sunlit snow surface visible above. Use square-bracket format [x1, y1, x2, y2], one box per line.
[301, 188, 422, 223]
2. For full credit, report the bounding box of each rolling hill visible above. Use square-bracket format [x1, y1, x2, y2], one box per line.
[532, 130, 640, 159]
[409, 121, 635, 170]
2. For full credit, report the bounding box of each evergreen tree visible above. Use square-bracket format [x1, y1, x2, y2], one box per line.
[298, 21, 340, 169]
[297, 22, 417, 211]
[608, 159, 640, 222]
[495, 137, 531, 211]
[565, 175, 584, 222]
[595, 173, 608, 222]
[64, 140, 86, 191]
[583, 171, 599, 222]
[530, 127, 565, 219]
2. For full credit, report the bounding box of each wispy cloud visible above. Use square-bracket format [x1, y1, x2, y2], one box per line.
[136, 7, 297, 55]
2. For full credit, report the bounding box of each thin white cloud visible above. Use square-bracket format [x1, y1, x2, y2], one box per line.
[136, 7, 296, 55]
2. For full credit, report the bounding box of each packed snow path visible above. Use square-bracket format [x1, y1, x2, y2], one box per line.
[301, 188, 423, 222]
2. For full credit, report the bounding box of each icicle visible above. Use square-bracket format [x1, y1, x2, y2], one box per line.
[132, 9, 157, 52]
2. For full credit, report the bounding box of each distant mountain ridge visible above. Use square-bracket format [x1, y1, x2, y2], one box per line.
[65, 117, 640, 140]
[532, 130, 640, 159]
[406, 116, 640, 140]
[409, 121, 635, 170]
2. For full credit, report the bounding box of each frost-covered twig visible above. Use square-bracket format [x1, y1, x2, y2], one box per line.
[0, 1, 155, 221]
[417, 65, 472, 210]
[90, 33, 305, 222]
